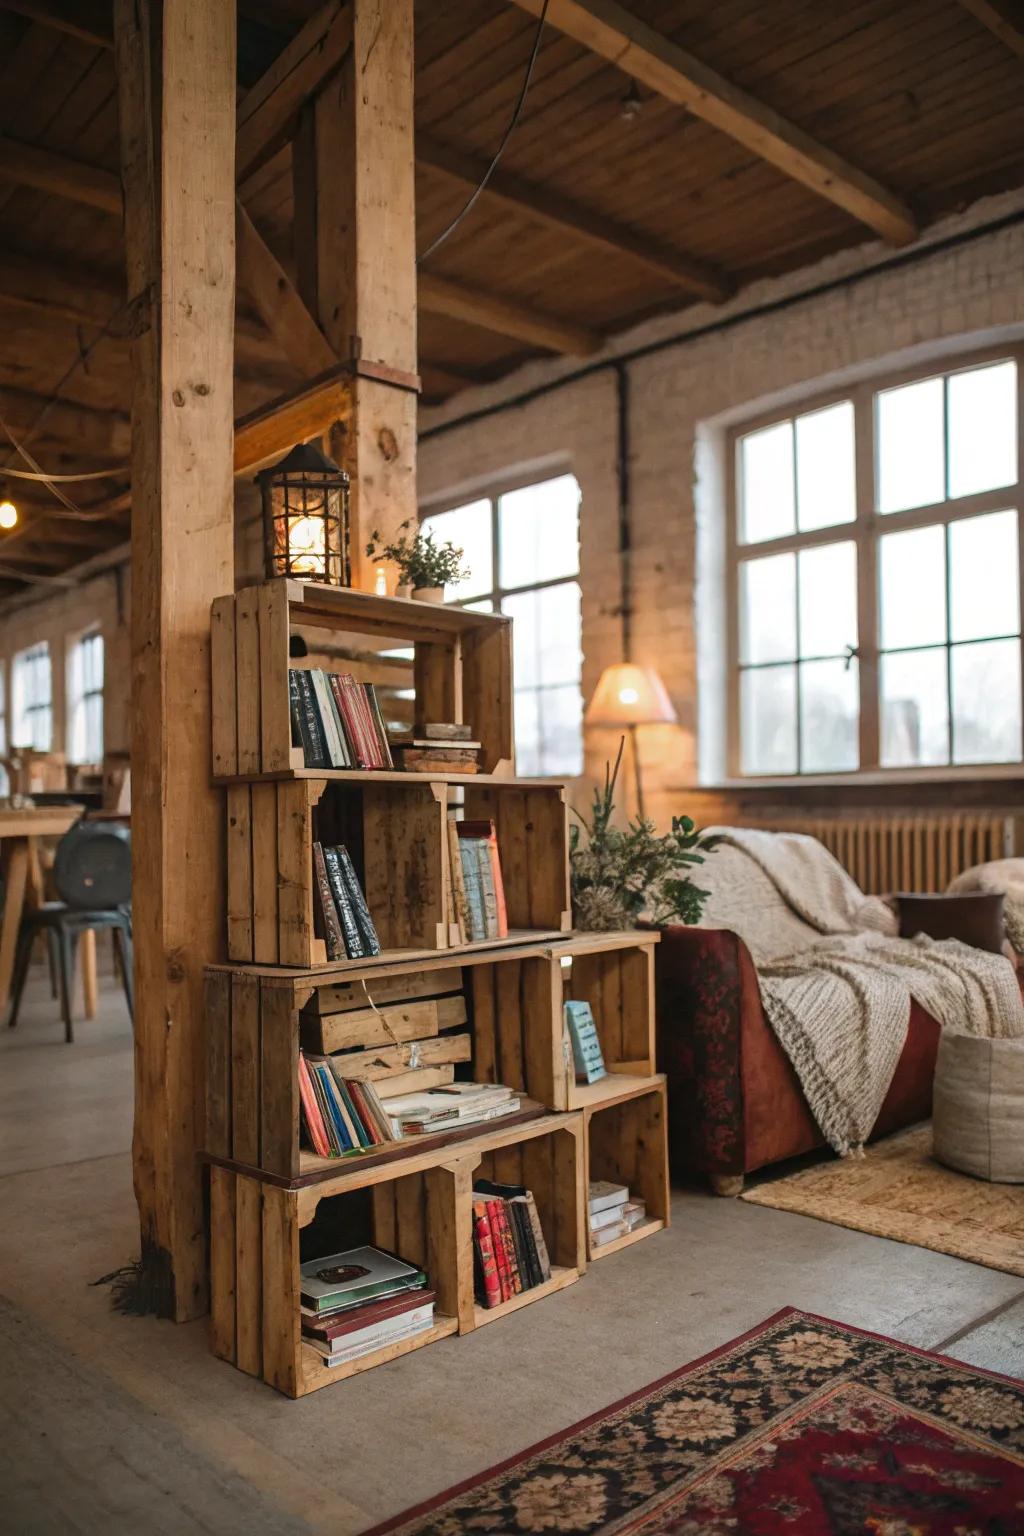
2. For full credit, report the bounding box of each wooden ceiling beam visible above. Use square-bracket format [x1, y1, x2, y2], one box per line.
[236, 0, 352, 182]
[0, 386, 130, 459]
[418, 132, 731, 302]
[0, 134, 121, 213]
[508, 0, 918, 246]
[0, 0, 111, 48]
[235, 199, 337, 376]
[957, 0, 1024, 59]
[419, 271, 602, 355]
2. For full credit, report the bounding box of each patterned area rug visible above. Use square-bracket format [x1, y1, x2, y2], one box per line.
[365, 1308, 1024, 1535]
[741, 1123, 1024, 1277]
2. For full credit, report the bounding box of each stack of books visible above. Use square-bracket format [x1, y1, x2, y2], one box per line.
[472, 1178, 552, 1308]
[298, 1052, 396, 1157]
[384, 1081, 521, 1137]
[312, 842, 381, 961]
[446, 816, 508, 943]
[390, 722, 481, 775]
[289, 667, 395, 770]
[300, 1246, 434, 1368]
[589, 1181, 648, 1248]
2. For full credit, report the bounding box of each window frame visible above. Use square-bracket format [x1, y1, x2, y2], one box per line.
[419, 468, 584, 778]
[725, 342, 1024, 780]
[12, 640, 53, 753]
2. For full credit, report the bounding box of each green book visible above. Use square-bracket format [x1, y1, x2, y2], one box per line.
[564, 999, 606, 1084]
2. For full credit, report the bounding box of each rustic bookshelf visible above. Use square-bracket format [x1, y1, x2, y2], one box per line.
[205, 580, 669, 1397]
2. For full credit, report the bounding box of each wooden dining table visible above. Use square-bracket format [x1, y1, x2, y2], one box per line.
[0, 804, 84, 1016]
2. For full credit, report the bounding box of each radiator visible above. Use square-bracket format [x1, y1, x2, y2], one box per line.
[738, 814, 1015, 895]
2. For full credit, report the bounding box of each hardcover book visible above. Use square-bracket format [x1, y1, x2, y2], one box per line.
[299, 1245, 425, 1314]
[564, 999, 607, 1084]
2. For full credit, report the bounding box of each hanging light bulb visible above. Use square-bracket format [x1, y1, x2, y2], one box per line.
[0, 496, 17, 530]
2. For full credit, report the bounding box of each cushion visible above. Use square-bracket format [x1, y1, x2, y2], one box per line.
[933, 1032, 1024, 1183]
[896, 891, 1005, 954]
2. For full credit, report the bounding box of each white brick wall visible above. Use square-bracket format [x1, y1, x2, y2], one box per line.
[420, 194, 1024, 826]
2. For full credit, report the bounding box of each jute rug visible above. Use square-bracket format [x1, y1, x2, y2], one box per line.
[363, 1308, 1024, 1535]
[741, 1123, 1024, 1276]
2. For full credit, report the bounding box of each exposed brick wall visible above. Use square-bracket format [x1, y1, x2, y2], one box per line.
[419, 196, 1024, 829]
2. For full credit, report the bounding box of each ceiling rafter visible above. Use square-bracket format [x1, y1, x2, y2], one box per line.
[507, 0, 918, 246]
[957, 0, 1024, 60]
[419, 271, 601, 355]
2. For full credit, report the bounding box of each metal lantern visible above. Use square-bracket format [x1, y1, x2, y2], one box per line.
[257, 442, 350, 586]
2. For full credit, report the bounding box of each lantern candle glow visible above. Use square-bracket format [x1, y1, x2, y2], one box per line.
[257, 441, 350, 586]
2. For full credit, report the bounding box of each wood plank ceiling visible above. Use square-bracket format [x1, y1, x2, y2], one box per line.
[0, 0, 1022, 593]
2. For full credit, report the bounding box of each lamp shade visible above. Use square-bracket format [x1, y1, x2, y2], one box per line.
[585, 663, 677, 727]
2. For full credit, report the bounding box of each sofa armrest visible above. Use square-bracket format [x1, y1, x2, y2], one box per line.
[652, 924, 762, 1180]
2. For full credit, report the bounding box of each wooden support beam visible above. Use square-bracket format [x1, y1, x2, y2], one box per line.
[419, 270, 602, 355]
[0, 0, 112, 47]
[957, 0, 1024, 59]
[0, 134, 121, 213]
[236, 0, 353, 182]
[301, 0, 419, 586]
[235, 200, 337, 376]
[233, 366, 352, 475]
[508, 0, 918, 246]
[417, 133, 731, 302]
[114, 0, 236, 1321]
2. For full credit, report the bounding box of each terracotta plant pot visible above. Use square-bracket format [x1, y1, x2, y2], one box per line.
[412, 586, 445, 603]
[394, 582, 413, 599]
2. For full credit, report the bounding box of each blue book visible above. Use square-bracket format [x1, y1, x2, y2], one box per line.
[314, 1064, 354, 1151]
[564, 1000, 606, 1084]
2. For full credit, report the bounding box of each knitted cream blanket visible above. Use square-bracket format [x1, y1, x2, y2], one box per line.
[700, 828, 1024, 1155]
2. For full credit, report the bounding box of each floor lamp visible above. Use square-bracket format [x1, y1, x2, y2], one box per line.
[585, 663, 677, 823]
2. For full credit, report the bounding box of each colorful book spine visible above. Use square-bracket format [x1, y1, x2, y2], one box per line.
[446, 816, 470, 943]
[484, 1199, 512, 1302]
[323, 846, 365, 958]
[492, 1199, 522, 1296]
[365, 684, 394, 768]
[312, 842, 345, 961]
[338, 674, 374, 768]
[472, 1201, 502, 1309]
[313, 1063, 354, 1151]
[473, 840, 499, 939]
[298, 1053, 331, 1157]
[310, 670, 346, 768]
[333, 1076, 373, 1149]
[335, 845, 382, 954]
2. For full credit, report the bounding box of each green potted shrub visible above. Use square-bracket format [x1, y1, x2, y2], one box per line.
[365, 520, 471, 602]
[570, 739, 719, 931]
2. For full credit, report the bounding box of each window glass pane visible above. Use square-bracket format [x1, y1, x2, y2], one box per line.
[503, 581, 582, 690]
[949, 510, 1019, 643]
[795, 401, 856, 531]
[513, 690, 541, 777]
[740, 665, 797, 774]
[952, 638, 1021, 764]
[800, 657, 859, 773]
[498, 474, 580, 590]
[739, 553, 795, 665]
[880, 648, 949, 766]
[420, 499, 492, 601]
[798, 541, 857, 658]
[876, 376, 944, 513]
[739, 421, 795, 544]
[948, 361, 1017, 500]
[879, 524, 947, 651]
[532, 685, 584, 777]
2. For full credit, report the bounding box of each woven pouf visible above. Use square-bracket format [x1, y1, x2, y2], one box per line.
[933, 1032, 1024, 1183]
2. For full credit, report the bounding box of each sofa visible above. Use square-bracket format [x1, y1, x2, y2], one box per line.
[653, 924, 942, 1195]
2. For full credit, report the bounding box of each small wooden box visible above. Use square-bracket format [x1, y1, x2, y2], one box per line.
[584, 1078, 670, 1261]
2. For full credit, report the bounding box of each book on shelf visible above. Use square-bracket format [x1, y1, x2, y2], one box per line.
[447, 818, 508, 943]
[299, 1248, 434, 1366]
[587, 1181, 647, 1246]
[564, 1000, 607, 1084]
[588, 1180, 628, 1216]
[298, 1050, 397, 1157]
[384, 1081, 520, 1137]
[394, 746, 481, 774]
[288, 667, 394, 770]
[312, 841, 381, 961]
[472, 1178, 552, 1308]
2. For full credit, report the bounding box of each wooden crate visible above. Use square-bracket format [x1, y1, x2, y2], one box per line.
[225, 775, 571, 967]
[209, 1111, 584, 1397]
[211, 578, 514, 779]
[558, 934, 658, 1110]
[583, 1078, 670, 1261]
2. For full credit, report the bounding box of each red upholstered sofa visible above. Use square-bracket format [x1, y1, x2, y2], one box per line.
[653, 925, 942, 1195]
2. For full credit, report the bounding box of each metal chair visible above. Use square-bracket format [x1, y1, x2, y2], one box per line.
[7, 821, 132, 1042]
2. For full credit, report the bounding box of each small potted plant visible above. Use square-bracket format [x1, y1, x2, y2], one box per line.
[365, 520, 470, 602]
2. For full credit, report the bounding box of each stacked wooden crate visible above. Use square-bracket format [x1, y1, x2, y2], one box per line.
[204, 579, 669, 1397]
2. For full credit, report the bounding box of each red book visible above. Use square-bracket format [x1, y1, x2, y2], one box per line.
[495, 1199, 523, 1294]
[297, 1053, 331, 1158]
[302, 1288, 435, 1342]
[472, 1201, 501, 1310]
[351, 680, 383, 769]
[347, 1080, 383, 1146]
[484, 1198, 512, 1302]
[328, 673, 368, 768]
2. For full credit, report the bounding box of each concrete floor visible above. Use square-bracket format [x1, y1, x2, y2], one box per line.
[0, 966, 1022, 1536]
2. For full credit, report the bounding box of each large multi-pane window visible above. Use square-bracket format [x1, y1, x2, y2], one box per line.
[421, 473, 583, 776]
[67, 630, 104, 764]
[729, 350, 1023, 776]
[12, 641, 53, 752]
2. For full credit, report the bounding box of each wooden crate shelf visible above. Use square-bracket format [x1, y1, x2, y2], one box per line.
[225, 774, 571, 967]
[209, 1111, 585, 1397]
[211, 578, 515, 779]
[583, 1077, 669, 1262]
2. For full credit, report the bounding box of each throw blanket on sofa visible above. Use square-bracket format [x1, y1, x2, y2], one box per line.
[948, 858, 1024, 955]
[699, 828, 1024, 1156]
